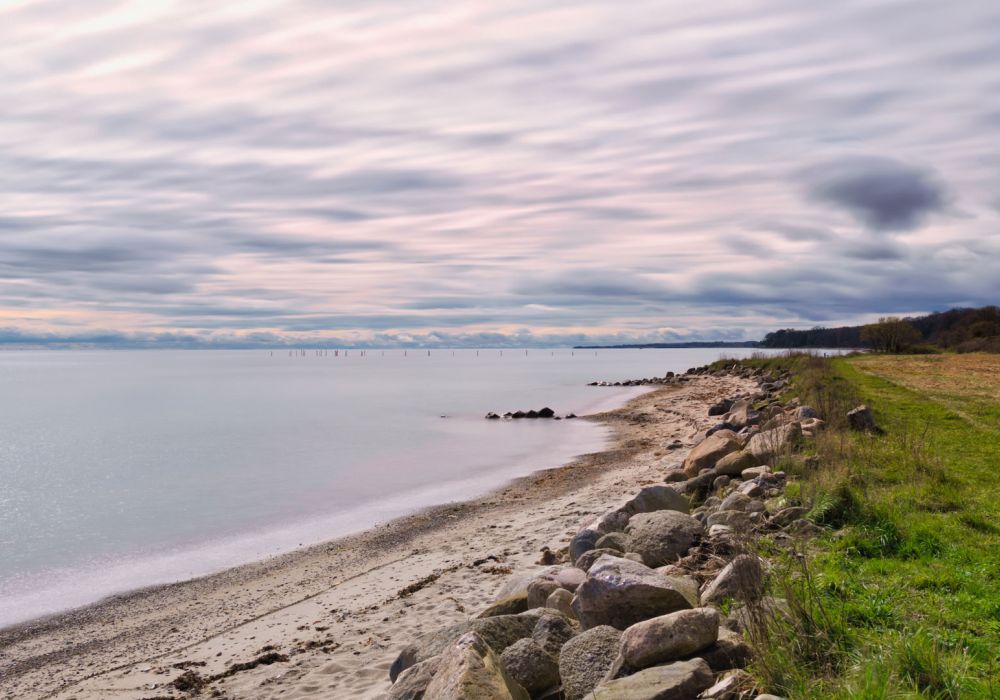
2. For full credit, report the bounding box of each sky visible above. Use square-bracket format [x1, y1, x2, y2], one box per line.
[1, 0, 999, 348]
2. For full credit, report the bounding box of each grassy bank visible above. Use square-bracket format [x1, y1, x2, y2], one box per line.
[717, 353, 1000, 698]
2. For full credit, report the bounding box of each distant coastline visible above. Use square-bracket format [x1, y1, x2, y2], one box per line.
[574, 341, 760, 349]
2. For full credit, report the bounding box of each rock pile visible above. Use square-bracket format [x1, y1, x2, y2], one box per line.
[387, 366, 827, 699]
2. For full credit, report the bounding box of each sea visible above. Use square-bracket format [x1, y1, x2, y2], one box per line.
[0, 347, 778, 626]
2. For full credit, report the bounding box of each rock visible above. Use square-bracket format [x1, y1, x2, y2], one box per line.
[557, 567, 587, 592]
[719, 492, 752, 512]
[714, 450, 759, 477]
[724, 399, 761, 429]
[586, 658, 714, 699]
[770, 506, 808, 526]
[618, 608, 720, 670]
[794, 406, 817, 419]
[705, 510, 752, 530]
[740, 465, 771, 480]
[712, 475, 731, 491]
[500, 638, 559, 696]
[847, 404, 880, 432]
[528, 578, 561, 609]
[708, 524, 733, 538]
[698, 627, 753, 672]
[683, 433, 741, 477]
[423, 631, 529, 699]
[545, 588, 577, 619]
[478, 592, 529, 618]
[596, 531, 629, 552]
[700, 555, 765, 605]
[570, 529, 601, 563]
[532, 612, 578, 657]
[706, 421, 737, 437]
[389, 614, 538, 681]
[699, 669, 755, 699]
[736, 480, 763, 497]
[496, 567, 562, 600]
[785, 518, 821, 536]
[626, 512, 704, 567]
[747, 423, 802, 461]
[575, 547, 624, 572]
[485, 412, 501, 420]
[708, 399, 734, 416]
[623, 552, 645, 563]
[538, 407, 555, 418]
[595, 508, 632, 534]
[624, 485, 690, 515]
[664, 468, 687, 481]
[559, 626, 622, 700]
[572, 555, 699, 630]
[387, 655, 441, 699]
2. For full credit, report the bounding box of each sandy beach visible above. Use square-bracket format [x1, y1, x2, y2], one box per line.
[0, 373, 750, 700]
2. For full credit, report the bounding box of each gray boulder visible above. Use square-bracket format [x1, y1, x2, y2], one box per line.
[714, 449, 759, 477]
[559, 625, 622, 700]
[387, 655, 441, 700]
[585, 658, 714, 699]
[574, 547, 622, 572]
[682, 432, 740, 477]
[625, 511, 704, 567]
[500, 638, 559, 696]
[595, 531, 629, 552]
[623, 484, 690, 515]
[847, 404, 880, 432]
[532, 611, 578, 658]
[389, 614, 537, 681]
[747, 423, 801, 461]
[545, 588, 577, 620]
[570, 529, 601, 563]
[618, 608, 719, 670]
[527, 578, 560, 609]
[700, 555, 765, 606]
[571, 555, 698, 630]
[423, 631, 529, 699]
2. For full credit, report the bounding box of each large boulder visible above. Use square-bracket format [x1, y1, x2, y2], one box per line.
[683, 432, 741, 477]
[585, 658, 714, 699]
[747, 423, 801, 461]
[847, 404, 880, 432]
[532, 611, 578, 658]
[617, 608, 720, 670]
[559, 626, 622, 700]
[701, 555, 765, 606]
[724, 399, 761, 430]
[387, 655, 441, 700]
[625, 511, 704, 567]
[623, 485, 690, 515]
[423, 631, 529, 699]
[571, 555, 699, 630]
[713, 449, 759, 477]
[389, 614, 537, 681]
[595, 531, 629, 552]
[570, 529, 601, 563]
[499, 638, 559, 696]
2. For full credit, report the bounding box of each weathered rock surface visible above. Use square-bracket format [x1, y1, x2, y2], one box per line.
[698, 627, 753, 672]
[625, 511, 704, 567]
[618, 607, 720, 670]
[586, 658, 714, 699]
[389, 614, 537, 681]
[423, 631, 529, 699]
[701, 555, 765, 605]
[747, 423, 801, 460]
[545, 587, 577, 619]
[559, 625, 622, 700]
[532, 612, 578, 658]
[387, 655, 441, 700]
[572, 555, 699, 630]
[527, 578, 561, 609]
[500, 638, 559, 696]
[714, 449, 759, 477]
[699, 669, 756, 699]
[575, 548, 622, 572]
[570, 529, 601, 563]
[683, 432, 741, 477]
[624, 484, 690, 515]
[847, 404, 879, 432]
[595, 531, 629, 552]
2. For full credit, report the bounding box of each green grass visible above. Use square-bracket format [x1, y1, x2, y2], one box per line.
[724, 354, 1000, 698]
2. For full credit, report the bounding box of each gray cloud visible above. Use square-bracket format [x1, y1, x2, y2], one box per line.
[803, 157, 949, 231]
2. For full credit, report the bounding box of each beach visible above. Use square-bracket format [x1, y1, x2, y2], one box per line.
[0, 372, 748, 699]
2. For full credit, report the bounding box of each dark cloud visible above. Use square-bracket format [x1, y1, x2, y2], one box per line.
[803, 157, 949, 231]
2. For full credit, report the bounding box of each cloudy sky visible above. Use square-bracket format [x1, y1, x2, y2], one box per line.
[2, 0, 999, 347]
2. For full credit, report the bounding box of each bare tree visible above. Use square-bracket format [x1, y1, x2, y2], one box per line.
[860, 317, 922, 353]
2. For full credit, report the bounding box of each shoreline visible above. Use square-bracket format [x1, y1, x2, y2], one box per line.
[0, 374, 749, 699]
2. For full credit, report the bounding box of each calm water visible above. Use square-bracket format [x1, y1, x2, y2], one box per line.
[0, 347, 770, 626]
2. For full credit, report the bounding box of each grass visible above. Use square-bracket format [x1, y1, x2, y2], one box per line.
[715, 353, 1000, 698]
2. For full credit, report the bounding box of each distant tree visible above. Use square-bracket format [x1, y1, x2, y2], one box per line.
[860, 317, 922, 353]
